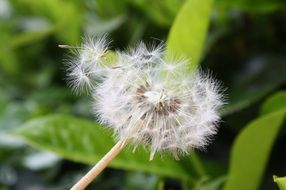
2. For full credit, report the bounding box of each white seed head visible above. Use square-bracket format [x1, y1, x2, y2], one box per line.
[63, 36, 224, 160]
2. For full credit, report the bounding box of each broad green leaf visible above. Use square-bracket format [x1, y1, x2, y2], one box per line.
[274, 176, 286, 190]
[260, 91, 286, 115]
[167, 0, 214, 70]
[14, 115, 191, 180]
[223, 93, 286, 190]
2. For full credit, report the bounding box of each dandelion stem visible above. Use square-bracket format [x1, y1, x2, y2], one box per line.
[70, 140, 127, 190]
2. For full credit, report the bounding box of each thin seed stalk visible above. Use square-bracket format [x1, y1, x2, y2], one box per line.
[70, 140, 127, 190]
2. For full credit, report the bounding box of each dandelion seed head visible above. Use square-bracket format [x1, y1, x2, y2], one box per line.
[94, 49, 224, 160]
[63, 36, 225, 160]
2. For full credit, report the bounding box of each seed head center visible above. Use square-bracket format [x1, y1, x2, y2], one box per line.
[144, 90, 167, 105]
[136, 85, 181, 115]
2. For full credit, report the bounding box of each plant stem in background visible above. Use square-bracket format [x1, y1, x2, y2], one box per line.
[70, 140, 127, 190]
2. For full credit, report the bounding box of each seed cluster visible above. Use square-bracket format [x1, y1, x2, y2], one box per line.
[135, 84, 181, 116]
[64, 35, 224, 160]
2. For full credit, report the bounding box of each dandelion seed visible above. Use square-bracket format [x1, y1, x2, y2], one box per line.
[123, 42, 164, 68]
[62, 36, 225, 190]
[63, 35, 110, 93]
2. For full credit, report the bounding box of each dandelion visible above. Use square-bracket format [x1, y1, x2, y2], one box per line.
[60, 35, 224, 190]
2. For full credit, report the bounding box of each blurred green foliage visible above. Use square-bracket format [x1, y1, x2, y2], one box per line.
[1, 0, 286, 189]
[224, 92, 286, 190]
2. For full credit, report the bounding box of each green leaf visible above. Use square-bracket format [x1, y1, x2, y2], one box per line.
[223, 93, 286, 190]
[167, 0, 214, 70]
[274, 176, 286, 190]
[14, 115, 191, 180]
[260, 91, 286, 115]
